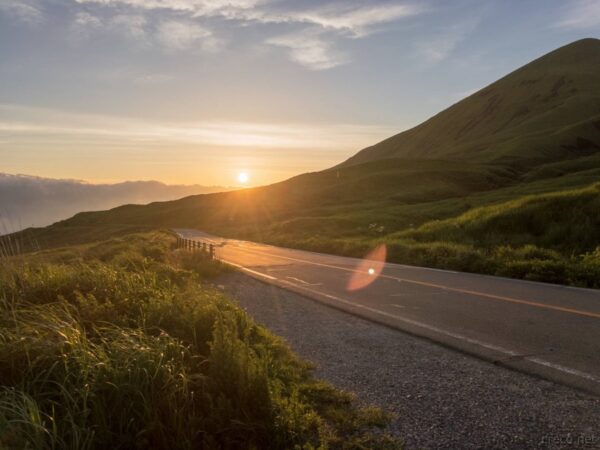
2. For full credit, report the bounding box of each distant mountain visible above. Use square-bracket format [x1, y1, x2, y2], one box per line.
[0, 173, 231, 233]
[341, 38, 600, 170]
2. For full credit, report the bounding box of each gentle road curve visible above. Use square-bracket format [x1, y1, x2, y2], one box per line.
[175, 229, 600, 394]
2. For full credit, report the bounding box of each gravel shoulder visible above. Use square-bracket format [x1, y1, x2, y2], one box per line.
[217, 272, 600, 450]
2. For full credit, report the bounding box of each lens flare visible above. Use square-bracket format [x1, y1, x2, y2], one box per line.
[346, 245, 387, 292]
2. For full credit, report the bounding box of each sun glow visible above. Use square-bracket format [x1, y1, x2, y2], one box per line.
[237, 172, 249, 184]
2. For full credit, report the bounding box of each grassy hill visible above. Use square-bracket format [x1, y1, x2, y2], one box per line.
[341, 38, 600, 172]
[5, 38, 600, 288]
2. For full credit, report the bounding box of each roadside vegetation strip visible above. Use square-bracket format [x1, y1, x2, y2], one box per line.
[0, 231, 400, 450]
[262, 183, 600, 288]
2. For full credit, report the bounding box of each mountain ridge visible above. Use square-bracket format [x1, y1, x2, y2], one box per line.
[0, 172, 232, 233]
[339, 38, 600, 169]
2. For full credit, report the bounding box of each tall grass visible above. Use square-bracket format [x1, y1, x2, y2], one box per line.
[0, 218, 41, 260]
[262, 182, 600, 288]
[0, 231, 398, 449]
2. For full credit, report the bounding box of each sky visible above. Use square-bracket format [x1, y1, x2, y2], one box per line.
[0, 0, 599, 186]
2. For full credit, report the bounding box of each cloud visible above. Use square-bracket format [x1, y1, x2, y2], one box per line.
[71, 11, 103, 39]
[416, 35, 461, 63]
[71, 1, 424, 68]
[0, 0, 43, 24]
[415, 18, 481, 63]
[281, 3, 422, 37]
[157, 20, 221, 52]
[68, 11, 221, 52]
[110, 14, 148, 40]
[267, 29, 349, 70]
[557, 0, 600, 29]
[0, 172, 230, 233]
[75, 11, 102, 28]
[0, 104, 396, 151]
[261, 3, 423, 69]
[74, 0, 420, 35]
[74, 0, 270, 17]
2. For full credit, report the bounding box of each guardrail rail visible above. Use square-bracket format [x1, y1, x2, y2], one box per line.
[176, 237, 215, 259]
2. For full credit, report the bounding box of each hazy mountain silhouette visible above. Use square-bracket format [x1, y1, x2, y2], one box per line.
[0, 173, 231, 233]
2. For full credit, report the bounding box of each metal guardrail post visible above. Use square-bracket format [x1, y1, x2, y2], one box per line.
[176, 237, 217, 258]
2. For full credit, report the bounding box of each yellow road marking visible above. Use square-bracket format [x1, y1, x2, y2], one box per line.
[223, 245, 600, 320]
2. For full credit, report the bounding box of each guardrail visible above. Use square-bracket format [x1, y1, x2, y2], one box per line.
[176, 237, 215, 259]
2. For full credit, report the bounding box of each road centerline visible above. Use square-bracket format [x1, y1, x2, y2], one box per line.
[228, 245, 600, 320]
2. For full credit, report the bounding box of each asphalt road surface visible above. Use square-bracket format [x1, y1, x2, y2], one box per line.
[175, 229, 600, 395]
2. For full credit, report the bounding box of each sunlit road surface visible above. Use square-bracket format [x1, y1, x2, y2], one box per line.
[175, 229, 600, 395]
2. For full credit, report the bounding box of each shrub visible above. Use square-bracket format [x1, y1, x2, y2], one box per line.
[385, 240, 493, 273]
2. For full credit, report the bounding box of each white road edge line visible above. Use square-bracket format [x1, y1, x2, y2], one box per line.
[223, 260, 277, 281]
[210, 242, 600, 387]
[274, 279, 600, 385]
[286, 276, 322, 286]
[239, 266, 600, 384]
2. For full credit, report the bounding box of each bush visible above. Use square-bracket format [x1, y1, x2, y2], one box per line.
[385, 240, 493, 273]
[495, 259, 568, 283]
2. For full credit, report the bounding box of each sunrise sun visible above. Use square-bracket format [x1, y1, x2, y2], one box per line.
[237, 172, 249, 184]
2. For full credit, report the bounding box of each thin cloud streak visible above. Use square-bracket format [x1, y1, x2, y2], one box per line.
[267, 29, 349, 70]
[74, 0, 421, 35]
[0, 104, 398, 150]
[284, 3, 422, 37]
[415, 17, 482, 63]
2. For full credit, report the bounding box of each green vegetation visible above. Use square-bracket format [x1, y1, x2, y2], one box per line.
[20, 154, 600, 287]
[0, 231, 399, 449]
[5, 39, 600, 289]
[263, 182, 600, 288]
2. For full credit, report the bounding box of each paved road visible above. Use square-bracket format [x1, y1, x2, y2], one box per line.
[176, 229, 600, 394]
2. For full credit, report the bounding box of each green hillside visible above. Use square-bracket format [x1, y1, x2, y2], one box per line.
[397, 182, 600, 252]
[341, 38, 600, 171]
[6, 38, 600, 288]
